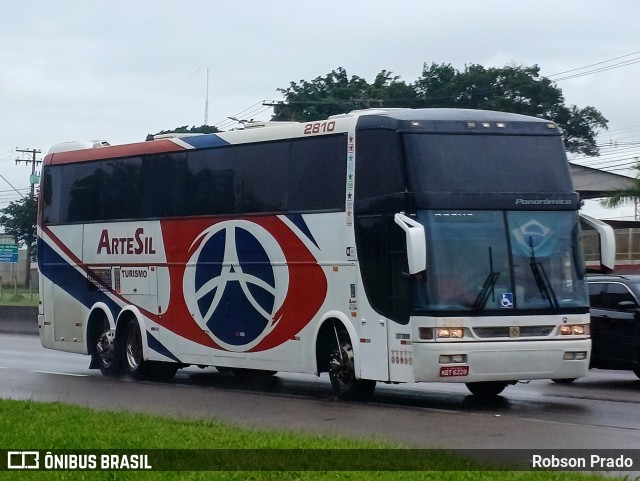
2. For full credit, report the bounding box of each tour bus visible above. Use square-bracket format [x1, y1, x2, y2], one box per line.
[37, 108, 615, 399]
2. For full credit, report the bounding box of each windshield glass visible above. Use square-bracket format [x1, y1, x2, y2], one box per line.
[414, 210, 588, 312]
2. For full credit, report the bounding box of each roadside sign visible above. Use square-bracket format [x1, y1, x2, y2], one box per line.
[0, 244, 19, 263]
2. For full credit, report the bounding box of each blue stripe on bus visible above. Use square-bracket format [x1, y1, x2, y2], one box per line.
[179, 134, 230, 149]
[38, 238, 120, 317]
[40, 238, 181, 363]
[146, 331, 181, 363]
[286, 214, 319, 249]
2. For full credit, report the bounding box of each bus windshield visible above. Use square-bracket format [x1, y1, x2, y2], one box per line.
[414, 210, 588, 312]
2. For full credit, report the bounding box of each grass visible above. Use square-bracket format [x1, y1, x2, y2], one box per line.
[0, 287, 38, 306]
[0, 399, 614, 480]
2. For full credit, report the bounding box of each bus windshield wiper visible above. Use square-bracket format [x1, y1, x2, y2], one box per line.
[473, 247, 500, 312]
[528, 237, 559, 309]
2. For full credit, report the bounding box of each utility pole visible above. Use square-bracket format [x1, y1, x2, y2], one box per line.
[15, 148, 42, 198]
[15, 148, 42, 288]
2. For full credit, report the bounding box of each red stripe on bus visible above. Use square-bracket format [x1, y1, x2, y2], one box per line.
[45, 140, 187, 165]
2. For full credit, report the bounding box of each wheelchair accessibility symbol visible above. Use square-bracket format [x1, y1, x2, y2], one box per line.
[500, 293, 514, 308]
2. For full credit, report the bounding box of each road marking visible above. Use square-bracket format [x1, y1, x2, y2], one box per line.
[32, 370, 88, 377]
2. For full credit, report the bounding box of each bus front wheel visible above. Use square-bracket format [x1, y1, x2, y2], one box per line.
[465, 381, 508, 398]
[328, 338, 376, 401]
[551, 378, 576, 384]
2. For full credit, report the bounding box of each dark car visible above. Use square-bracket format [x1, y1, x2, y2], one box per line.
[585, 274, 640, 379]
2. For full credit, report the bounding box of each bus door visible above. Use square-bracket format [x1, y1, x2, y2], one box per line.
[354, 213, 415, 382]
[350, 264, 390, 381]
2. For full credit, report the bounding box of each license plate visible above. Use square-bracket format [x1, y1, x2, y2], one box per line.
[440, 366, 469, 377]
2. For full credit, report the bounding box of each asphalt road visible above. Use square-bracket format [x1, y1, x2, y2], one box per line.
[1, 333, 639, 452]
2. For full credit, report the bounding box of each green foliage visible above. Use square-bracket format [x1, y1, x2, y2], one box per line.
[600, 163, 640, 208]
[273, 63, 608, 156]
[0, 287, 38, 306]
[145, 124, 220, 141]
[0, 194, 37, 261]
[0, 400, 611, 480]
[272, 67, 418, 122]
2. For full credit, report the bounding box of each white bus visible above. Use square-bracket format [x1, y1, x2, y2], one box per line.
[37, 108, 614, 399]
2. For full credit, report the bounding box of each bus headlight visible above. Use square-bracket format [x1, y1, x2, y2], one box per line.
[559, 324, 589, 335]
[436, 328, 464, 339]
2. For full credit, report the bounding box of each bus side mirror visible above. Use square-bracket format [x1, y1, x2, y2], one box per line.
[394, 213, 426, 274]
[580, 213, 615, 274]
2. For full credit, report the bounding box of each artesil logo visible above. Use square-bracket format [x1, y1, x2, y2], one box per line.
[183, 221, 289, 352]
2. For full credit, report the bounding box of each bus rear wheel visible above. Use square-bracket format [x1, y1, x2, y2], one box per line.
[123, 321, 145, 379]
[465, 381, 508, 398]
[122, 321, 177, 381]
[328, 339, 376, 401]
[93, 319, 122, 377]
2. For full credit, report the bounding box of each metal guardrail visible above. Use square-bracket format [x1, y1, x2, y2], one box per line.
[0, 306, 38, 335]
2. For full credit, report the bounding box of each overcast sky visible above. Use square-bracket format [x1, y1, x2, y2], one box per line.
[1, 0, 639, 217]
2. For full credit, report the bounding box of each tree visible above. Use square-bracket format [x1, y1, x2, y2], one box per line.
[0, 195, 37, 286]
[145, 124, 220, 141]
[273, 63, 608, 156]
[272, 68, 418, 122]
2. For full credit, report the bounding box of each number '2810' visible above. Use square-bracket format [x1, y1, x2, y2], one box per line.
[303, 121, 336, 135]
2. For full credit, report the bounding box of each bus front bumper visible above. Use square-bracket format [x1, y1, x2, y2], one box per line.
[411, 339, 590, 383]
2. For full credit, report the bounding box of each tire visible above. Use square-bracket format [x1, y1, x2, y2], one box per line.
[465, 381, 508, 398]
[93, 318, 122, 377]
[122, 321, 177, 381]
[328, 336, 376, 401]
[552, 378, 577, 384]
[122, 321, 146, 380]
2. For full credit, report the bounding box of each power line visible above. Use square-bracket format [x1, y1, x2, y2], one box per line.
[548, 50, 640, 77]
[0, 149, 15, 163]
[552, 58, 640, 82]
[0, 174, 25, 199]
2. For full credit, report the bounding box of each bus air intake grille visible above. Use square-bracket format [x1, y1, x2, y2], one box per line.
[472, 326, 555, 338]
[88, 268, 113, 292]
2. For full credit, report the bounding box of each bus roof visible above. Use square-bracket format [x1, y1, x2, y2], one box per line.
[44, 108, 558, 166]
